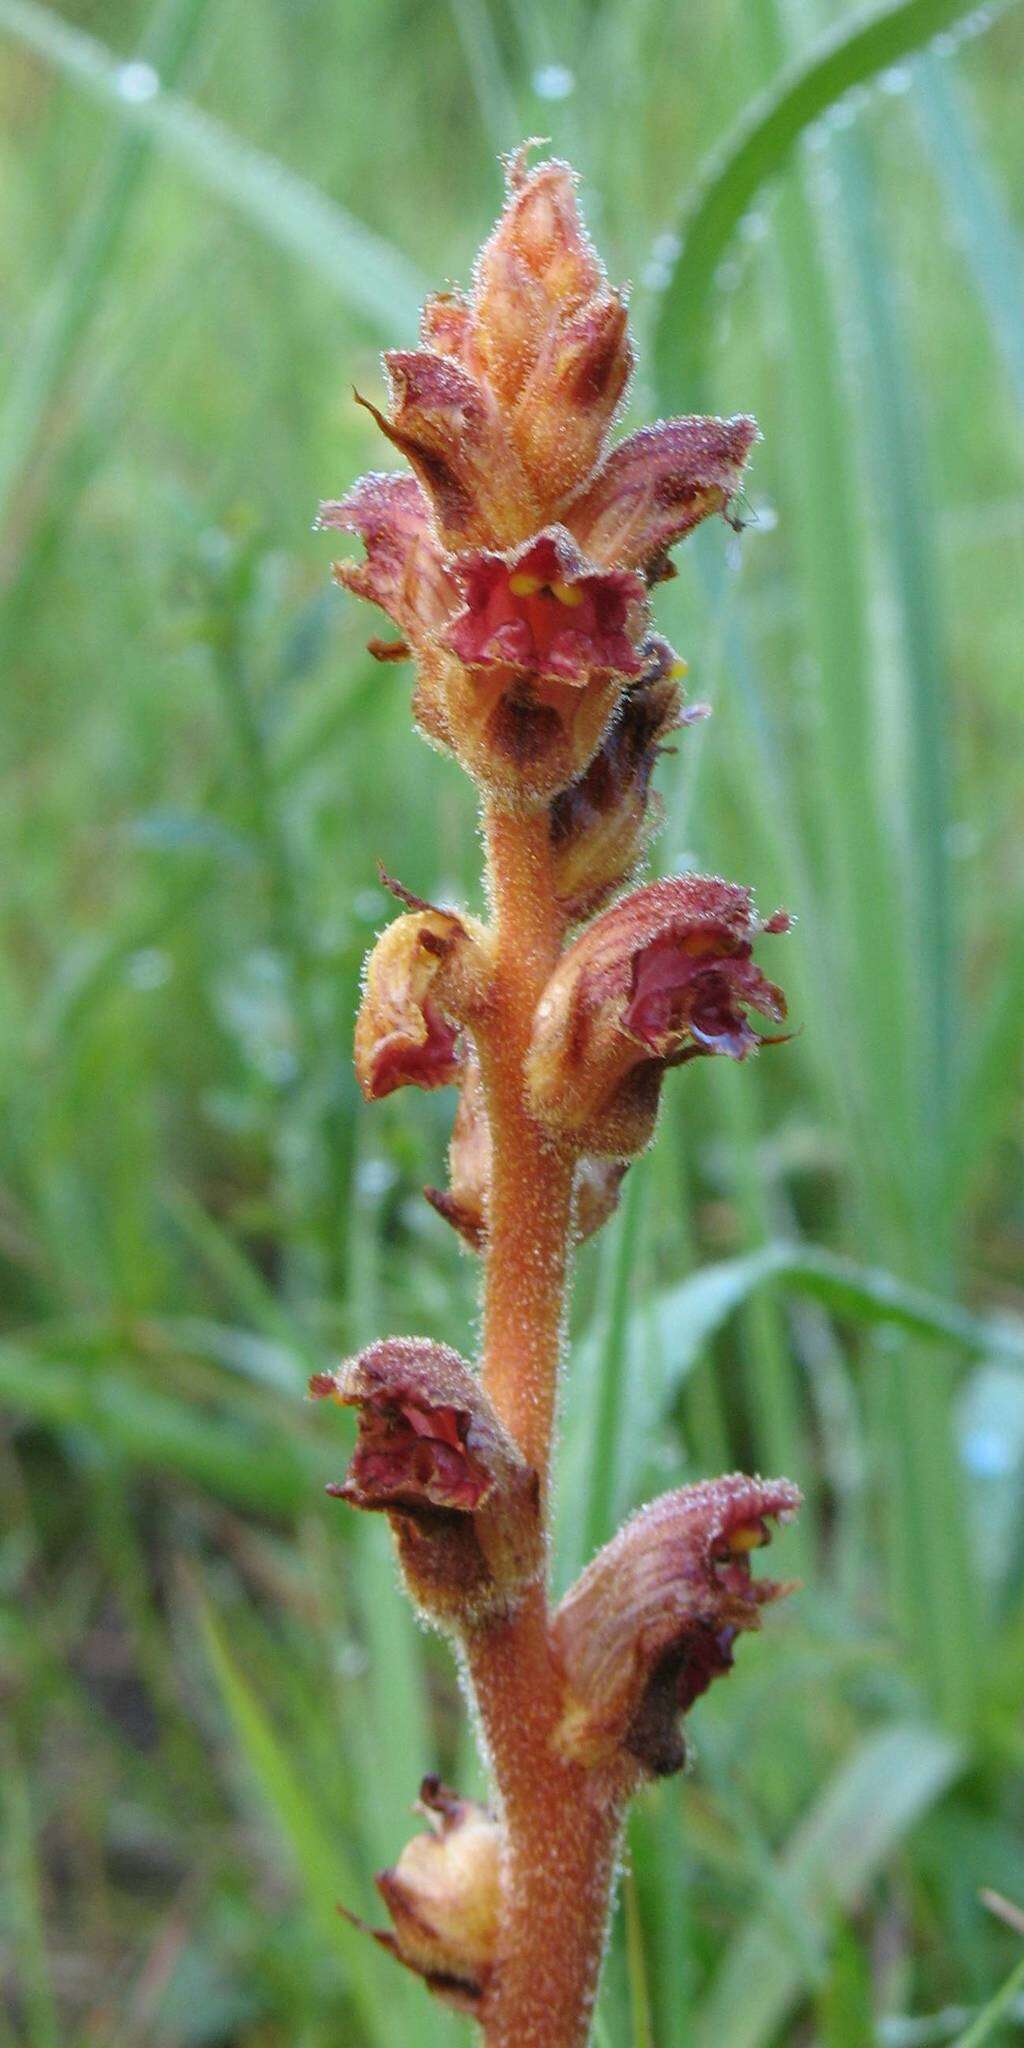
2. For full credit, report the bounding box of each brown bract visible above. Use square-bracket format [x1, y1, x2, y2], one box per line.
[311, 1337, 541, 1622]
[425, 1056, 628, 1253]
[354, 904, 491, 1101]
[321, 149, 758, 805]
[552, 1474, 802, 1775]
[525, 876, 790, 1155]
[550, 635, 705, 921]
[348, 1777, 502, 2013]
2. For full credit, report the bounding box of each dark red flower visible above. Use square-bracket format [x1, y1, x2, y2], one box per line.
[526, 876, 790, 1154]
[311, 1338, 541, 1623]
[443, 527, 646, 686]
[553, 1473, 801, 1775]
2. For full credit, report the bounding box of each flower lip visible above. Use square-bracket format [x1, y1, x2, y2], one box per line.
[443, 526, 646, 686]
[311, 1341, 496, 1515]
[552, 1472, 802, 1774]
[623, 927, 787, 1061]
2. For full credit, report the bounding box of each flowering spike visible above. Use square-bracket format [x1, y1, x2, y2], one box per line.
[315, 149, 800, 2047]
[526, 876, 790, 1154]
[552, 1475, 802, 1775]
[312, 1338, 541, 1622]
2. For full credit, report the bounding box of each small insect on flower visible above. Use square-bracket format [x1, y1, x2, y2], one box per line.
[526, 875, 790, 1155]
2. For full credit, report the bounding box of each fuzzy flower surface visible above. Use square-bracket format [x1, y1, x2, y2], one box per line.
[319, 148, 757, 803]
[526, 876, 790, 1155]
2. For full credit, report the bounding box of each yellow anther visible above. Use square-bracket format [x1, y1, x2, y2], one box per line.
[509, 572, 544, 598]
[727, 1522, 766, 1554]
[551, 580, 585, 608]
[669, 658, 689, 680]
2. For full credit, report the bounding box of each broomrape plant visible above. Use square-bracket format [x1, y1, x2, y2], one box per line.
[313, 147, 802, 2048]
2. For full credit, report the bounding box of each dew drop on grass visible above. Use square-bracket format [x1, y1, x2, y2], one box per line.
[125, 946, 172, 991]
[115, 60, 160, 104]
[532, 63, 575, 102]
[880, 63, 913, 96]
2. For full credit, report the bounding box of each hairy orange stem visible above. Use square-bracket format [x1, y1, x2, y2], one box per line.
[472, 801, 624, 2048]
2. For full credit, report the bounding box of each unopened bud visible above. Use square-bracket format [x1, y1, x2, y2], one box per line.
[348, 1777, 502, 2012]
[552, 1474, 801, 1776]
[311, 1338, 541, 1623]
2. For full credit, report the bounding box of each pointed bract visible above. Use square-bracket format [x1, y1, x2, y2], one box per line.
[566, 414, 759, 573]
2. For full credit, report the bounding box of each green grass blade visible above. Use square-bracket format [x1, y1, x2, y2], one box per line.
[0, 1341, 323, 1515]
[0, 0, 210, 537]
[695, 1723, 962, 2048]
[1, 1746, 60, 2048]
[653, 0, 1011, 395]
[952, 1953, 1024, 2048]
[197, 1599, 387, 2043]
[0, 0, 427, 332]
[914, 53, 1024, 416]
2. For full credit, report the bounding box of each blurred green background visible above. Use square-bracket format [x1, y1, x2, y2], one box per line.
[2, 0, 1024, 2042]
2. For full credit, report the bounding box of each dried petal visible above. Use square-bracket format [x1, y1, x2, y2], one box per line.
[349, 1777, 501, 2011]
[312, 1337, 541, 1622]
[425, 1059, 624, 1251]
[361, 351, 539, 550]
[425, 1056, 490, 1252]
[566, 415, 759, 574]
[551, 636, 703, 919]
[526, 876, 790, 1155]
[317, 471, 455, 655]
[553, 1474, 801, 1774]
[444, 527, 645, 686]
[354, 905, 491, 1101]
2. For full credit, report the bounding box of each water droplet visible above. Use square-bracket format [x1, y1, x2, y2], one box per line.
[532, 63, 575, 102]
[125, 947, 172, 991]
[650, 230, 680, 265]
[641, 259, 673, 291]
[358, 1157, 397, 1200]
[739, 208, 769, 244]
[880, 63, 912, 95]
[962, 1425, 1015, 1479]
[115, 59, 160, 104]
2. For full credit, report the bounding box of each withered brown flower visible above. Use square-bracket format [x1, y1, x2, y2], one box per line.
[526, 875, 789, 1154]
[552, 1474, 801, 1776]
[354, 901, 491, 1101]
[311, 1337, 541, 1622]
